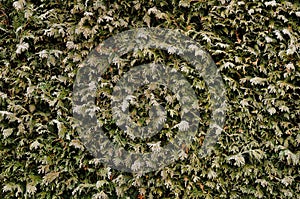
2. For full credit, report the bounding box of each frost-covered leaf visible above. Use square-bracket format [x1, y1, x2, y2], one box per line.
[250, 77, 267, 85]
[30, 140, 41, 150]
[228, 154, 245, 167]
[92, 191, 109, 199]
[13, 0, 26, 10]
[285, 63, 295, 70]
[267, 107, 276, 115]
[281, 176, 294, 187]
[69, 139, 85, 151]
[43, 172, 60, 185]
[172, 121, 189, 131]
[264, 0, 277, 7]
[16, 42, 29, 54]
[3, 128, 13, 139]
[26, 183, 37, 196]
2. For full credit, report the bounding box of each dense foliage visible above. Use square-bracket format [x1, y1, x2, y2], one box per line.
[0, 0, 299, 198]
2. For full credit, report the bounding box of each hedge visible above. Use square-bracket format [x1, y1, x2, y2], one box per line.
[0, 0, 299, 198]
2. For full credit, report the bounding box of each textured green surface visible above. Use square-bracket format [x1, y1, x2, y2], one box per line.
[0, 0, 299, 198]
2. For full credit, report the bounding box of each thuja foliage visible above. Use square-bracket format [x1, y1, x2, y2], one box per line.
[0, 0, 299, 198]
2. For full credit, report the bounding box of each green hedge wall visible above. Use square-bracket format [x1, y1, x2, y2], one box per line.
[1, 0, 299, 198]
